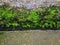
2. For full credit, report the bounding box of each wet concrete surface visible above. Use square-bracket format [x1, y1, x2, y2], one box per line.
[1, 30, 60, 45]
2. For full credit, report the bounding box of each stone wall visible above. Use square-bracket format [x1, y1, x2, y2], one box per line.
[0, 0, 60, 9]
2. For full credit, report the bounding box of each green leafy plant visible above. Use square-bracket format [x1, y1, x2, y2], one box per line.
[0, 5, 18, 27]
[27, 10, 39, 22]
[0, 5, 60, 30]
[57, 21, 60, 28]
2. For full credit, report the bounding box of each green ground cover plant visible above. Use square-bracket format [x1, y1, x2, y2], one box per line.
[0, 4, 60, 30]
